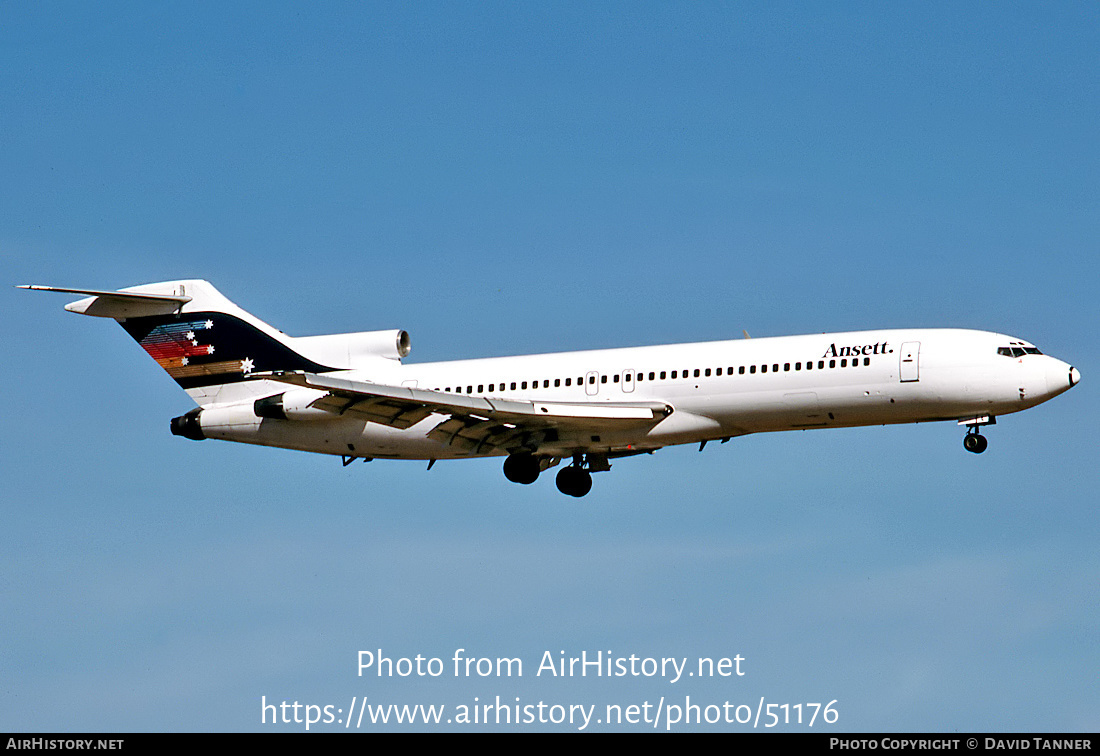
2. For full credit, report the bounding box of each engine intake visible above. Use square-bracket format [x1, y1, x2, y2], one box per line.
[253, 390, 331, 421]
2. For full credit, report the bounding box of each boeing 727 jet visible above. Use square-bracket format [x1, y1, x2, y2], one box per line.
[21, 280, 1080, 497]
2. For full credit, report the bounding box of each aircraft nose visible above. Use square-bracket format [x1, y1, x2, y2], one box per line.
[1043, 359, 1078, 397]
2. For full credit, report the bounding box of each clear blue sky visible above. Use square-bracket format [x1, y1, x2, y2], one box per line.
[3, 2, 1097, 731]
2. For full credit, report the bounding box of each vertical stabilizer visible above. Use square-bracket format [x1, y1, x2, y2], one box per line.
[21, 280, 336, 405]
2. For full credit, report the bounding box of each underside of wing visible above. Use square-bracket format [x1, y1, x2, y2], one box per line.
[253, 370, 671, 454]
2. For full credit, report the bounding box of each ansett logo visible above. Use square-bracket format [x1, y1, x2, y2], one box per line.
[822, 342, 892, 358]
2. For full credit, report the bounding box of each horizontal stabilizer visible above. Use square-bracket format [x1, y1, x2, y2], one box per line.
[18, 285, 192, 318]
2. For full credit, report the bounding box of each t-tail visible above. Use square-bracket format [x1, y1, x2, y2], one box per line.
[19, 280, 411, 408]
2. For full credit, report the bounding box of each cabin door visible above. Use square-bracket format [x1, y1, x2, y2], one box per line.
[899, 342, 920, 382]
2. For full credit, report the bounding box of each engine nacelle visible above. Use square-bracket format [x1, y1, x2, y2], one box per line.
[170, 408, 205, 440]
[253, 389, 331, 421]
[291, 329, 411, 368]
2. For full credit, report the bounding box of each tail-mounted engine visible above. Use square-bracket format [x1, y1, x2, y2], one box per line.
[253, 390, 331, 421]
[170, 408, 205, 440]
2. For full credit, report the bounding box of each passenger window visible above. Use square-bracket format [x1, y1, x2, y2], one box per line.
[705, 368, 711, 377]
[649, 372, 656, 380]
[784, 363, 790, 371]
[739, 366, 745, 375]
[829, 360, 835, 368]
[554, 378, 560, 387]
[478, 384, 484, 393]
[612, 374, 619, 383]
[761, 364, 767, 373]
[694, 369, 701, 377]
[840, 359, 847, 367]
[750, 365, 756, 374]
[521, 381, 527, 389]
[565, 378, 571, 386]
[660, 371, 666, 380]
[601, 375, 607, 384]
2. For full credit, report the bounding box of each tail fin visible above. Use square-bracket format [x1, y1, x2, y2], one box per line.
[21, 280, 335, 401]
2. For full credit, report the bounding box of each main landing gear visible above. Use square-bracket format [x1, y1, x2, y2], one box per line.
[502, 452, 541, 485]
[555, 462, 593, 498]
[502, 452, 604, 497]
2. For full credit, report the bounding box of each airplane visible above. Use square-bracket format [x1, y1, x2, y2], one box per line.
[21, 279, 1080, 497]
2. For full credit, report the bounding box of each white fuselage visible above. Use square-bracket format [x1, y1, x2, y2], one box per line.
[197, 328, 1078, 461]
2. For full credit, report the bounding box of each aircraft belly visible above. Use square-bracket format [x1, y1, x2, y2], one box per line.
[203, 410, 492, 460]
[707, 382, 978, 432]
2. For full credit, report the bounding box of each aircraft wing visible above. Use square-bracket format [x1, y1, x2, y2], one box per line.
[253, 370, 671, 453]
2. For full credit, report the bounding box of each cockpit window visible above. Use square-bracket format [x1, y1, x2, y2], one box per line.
[998, 345, 1043, 357]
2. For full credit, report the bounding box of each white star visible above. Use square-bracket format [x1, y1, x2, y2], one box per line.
[241, 358, 255, 374]
[185, 331, 195, 341]
[181, 357, 189, 366]
[207, 345, 215, 355]
[204, 320, 214, 329]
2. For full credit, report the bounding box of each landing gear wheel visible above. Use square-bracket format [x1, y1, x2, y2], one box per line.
[963, 433, 988, 454]
[555, 466, 593, 497]
[503, 453, 541, 484]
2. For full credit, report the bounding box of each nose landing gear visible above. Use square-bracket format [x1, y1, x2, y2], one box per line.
[959, 415, 995, 454]
[963, 427, 988, 454]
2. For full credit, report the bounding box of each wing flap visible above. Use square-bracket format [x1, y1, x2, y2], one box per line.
[425, 416, 531, 454]
[311, 393, 437, 430]
[255, 370, 671, 450]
